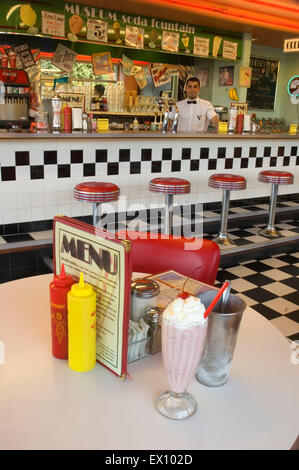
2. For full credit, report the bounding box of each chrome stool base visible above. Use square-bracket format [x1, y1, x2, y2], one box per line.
[259, 227, 281, 238]
[213, 234, 236, 246]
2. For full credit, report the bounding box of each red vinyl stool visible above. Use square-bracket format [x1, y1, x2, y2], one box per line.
[258, 170, 294, 238]
[208, 173, 247, 246]
[74, 182, 120, 226]
[149, 177, 191, 235]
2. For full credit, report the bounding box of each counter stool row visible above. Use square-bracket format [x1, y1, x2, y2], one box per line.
[73, 169, 294, 246]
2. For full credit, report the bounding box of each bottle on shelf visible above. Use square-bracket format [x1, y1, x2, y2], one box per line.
[133, 117, 139, 131]
[102, 97, 108, 112]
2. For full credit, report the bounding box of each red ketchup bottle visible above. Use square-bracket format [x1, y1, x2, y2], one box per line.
[236, 113, 244, 134]
[64, 106, 72, 133]
[50, 264, 74, 359]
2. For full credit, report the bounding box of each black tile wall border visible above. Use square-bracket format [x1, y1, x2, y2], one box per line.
[162, 148, 172, 160]
[119, 149, 130, 161]
[270, 157, 277, 167]
[107, 162, 119, 175]
[44, 151, 57, 165]
[190, 160, 199, 171]
[264, 147, 271, 157]
[15, 151, 29, 166]
[130, 162, 141, 174]
[2, 144, 299, 181]
[96, 149, 108, 162]
[241, 158, 249, 169]
[208, 159, 217, 170]
[217, 147, 226, 158]
[234, 147, 242, 158]
[71, 150, 83, 163]
[152, 161, 162, 173]
[141, 149, 152, 161]
[30, 165, 44, 179]
[200, 148, 209, 158]
[255, 158, 263, 168]
[58, 164, 71, 178]
[1, 166, 16, 181]
[182, 148, 191, 159]
[225, 158, 233, 169]
[83, 163, 96, 177]
[278, 146, 285, 157]
[171, 161, 181, 172]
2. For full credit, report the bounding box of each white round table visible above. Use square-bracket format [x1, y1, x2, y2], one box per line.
[0, 274, 298, 450]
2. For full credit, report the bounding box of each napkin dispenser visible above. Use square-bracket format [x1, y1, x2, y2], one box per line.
[72, 107, 83, 130]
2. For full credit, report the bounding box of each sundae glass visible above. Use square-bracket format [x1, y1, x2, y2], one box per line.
[157, 294, 207, 419]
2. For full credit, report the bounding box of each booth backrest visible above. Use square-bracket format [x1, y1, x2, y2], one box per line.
[116, 231, 221, 286]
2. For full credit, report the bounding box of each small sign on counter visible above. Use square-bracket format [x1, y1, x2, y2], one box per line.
[218, 121, 228, 134]
[97, 119, 109, 132]
[289, 124, 297, 135]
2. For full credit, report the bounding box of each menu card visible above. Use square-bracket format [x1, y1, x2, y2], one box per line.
[53, 216, 132, 379]
[146, 270, 217, 309]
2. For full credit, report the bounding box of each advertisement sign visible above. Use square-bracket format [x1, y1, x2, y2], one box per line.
[92, 52, 113, 76]
[222, 40, 238, 60]
[87, 19, 108, 42]
[284, 38, 299, 53]
[1, 0, 242, 60]
[10, 43, 35, 69]
[193, 37, 210, 56]
[42, 10, 65, 37]
[51, 43, 77, 73]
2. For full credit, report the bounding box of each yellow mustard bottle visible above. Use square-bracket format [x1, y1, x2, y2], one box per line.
[67, 272, 96, 372]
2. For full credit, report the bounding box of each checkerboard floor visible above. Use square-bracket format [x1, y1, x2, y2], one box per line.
[215, 252, 299, 344]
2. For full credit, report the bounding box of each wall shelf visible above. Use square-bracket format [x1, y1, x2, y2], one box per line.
[87, 111, 156, 117]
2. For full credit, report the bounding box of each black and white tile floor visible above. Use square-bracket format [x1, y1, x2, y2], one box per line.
[215, 252, 299, 344]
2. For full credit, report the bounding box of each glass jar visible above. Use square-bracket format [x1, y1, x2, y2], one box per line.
[145, 306, 163, 354]
[130, 279, 160, 323]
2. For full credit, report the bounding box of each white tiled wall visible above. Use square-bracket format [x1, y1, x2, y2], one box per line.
[0, 136, 298, 225]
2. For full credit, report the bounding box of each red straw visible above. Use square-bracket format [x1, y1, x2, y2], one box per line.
[204, 281, 230, 319]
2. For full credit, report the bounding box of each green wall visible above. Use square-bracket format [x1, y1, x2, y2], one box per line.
[247, 44, 299, 123]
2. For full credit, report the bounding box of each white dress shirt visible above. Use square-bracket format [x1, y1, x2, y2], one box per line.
[169, 98, 217, 133]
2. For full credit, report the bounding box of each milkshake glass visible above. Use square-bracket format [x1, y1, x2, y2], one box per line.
[156, 295, 207, 420]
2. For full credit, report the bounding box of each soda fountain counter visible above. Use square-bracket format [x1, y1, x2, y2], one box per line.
[0, 131, 298, 228]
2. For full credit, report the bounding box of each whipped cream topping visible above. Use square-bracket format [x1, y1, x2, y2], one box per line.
[164, 295, 207, 327]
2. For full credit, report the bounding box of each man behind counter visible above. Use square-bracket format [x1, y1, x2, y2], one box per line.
[170, 77, 219, 133]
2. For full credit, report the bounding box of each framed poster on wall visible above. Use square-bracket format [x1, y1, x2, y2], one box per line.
[247, 57, 279, 110]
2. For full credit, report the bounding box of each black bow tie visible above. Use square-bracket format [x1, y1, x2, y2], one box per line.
[187, 100, 197, 104]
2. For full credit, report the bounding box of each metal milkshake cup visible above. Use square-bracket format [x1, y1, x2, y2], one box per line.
[196, 290, 246, 387]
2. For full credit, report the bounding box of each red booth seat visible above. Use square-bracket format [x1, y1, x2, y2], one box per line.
[116, 231, 221, 286]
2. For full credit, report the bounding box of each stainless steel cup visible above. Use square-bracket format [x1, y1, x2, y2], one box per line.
[196, 290, 246, 387]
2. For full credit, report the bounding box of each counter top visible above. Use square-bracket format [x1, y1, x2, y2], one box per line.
[0, 131, 298, 140]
